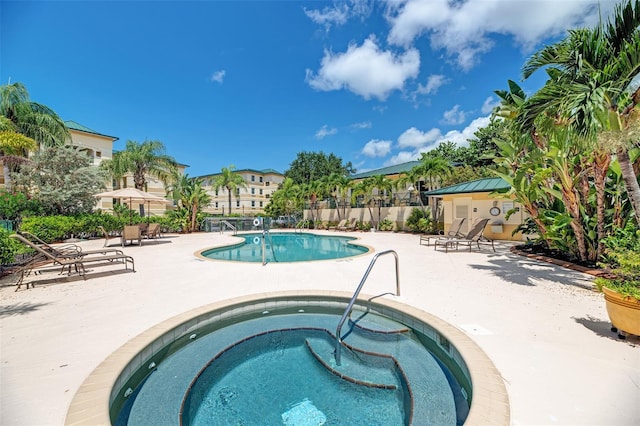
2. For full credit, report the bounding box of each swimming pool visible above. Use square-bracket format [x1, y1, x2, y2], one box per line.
[66, 292, 510, 425]
[200, 232, 370, 262]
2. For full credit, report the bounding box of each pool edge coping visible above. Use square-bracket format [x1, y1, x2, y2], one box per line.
[64, 290, 510, 425]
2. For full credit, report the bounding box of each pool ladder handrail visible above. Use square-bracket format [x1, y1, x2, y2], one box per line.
[220, 220, 237, 235]
[335, 249, 400, 365]
[295, 220, 309, 233]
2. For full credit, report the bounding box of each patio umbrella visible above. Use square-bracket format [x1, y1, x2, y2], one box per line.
[94, 187, 170, 224]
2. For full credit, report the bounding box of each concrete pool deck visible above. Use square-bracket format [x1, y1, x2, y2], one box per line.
[1, 230, 639, 425]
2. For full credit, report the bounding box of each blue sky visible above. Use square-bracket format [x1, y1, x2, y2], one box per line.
[1, 0, 619, 177]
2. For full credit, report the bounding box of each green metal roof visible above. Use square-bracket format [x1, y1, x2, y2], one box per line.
[423, 177, 510, 196]
[65, 120, 118, 140]
[196, 167, 283, 179]
[350, 161, 421, 179]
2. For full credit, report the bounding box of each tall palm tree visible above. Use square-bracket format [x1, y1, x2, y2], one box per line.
[521, 0, 640, 229]
[213, 165, 246, 215]
[0, 82, 69, 148]
[417, 156, 452, 227]
[1, 82, 69, 187]
[367, 174, 394, 229]
[112, 140, 177, 190]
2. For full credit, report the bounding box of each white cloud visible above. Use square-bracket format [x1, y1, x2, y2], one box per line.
[397, 126, 441, 148]
[416, 74, 448, 95]
[362, 139, 392, 157]
[385, 0, 617, 70]
[305, 35, 420, 100]
[304, 0, 373, 30]
[384, 151, 420, 166]
[351, 121, 372, 130]
[441, 105, 466, 125]
[210, 70, 226, 83]
[315, 125, 338, 139]
[439, 115, 491, 146]
[481, 96, 501, 114]
[304, 4, 349, 29]
[384, 114, 492, 166]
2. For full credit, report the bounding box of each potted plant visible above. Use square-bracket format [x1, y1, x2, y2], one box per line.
[595, 222, 640, 339]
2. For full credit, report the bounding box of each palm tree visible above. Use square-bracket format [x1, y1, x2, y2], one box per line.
[0, 82, 69, 147]
[1, 82, 69, 187]
[521, 0, 640, 230]
[112, 140, 177, 190]
[417, 156, 452, 228]
[367, 174, 393, 229]
[213, 165, 246, 215]
[398, 167, 424, 208]
[267, 177, 301, 217]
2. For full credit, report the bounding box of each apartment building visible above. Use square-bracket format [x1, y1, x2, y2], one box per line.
[199, 168, 284, 216]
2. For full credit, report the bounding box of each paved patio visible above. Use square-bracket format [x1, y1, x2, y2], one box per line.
[1, 231, 638, 425]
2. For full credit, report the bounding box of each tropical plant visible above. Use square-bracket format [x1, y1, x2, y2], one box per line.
[520, 0, 640, 230]
[595, 219, 640, 299]
[285, 151, 355, 185]
[0, 82, 69, 147]
[107, 140, 177, 190]
[170, 174, 211, 232]
[0, 190, 43, 221]
[213, 165, 247, 215]
[265, 177, 302, 218]
[10, 146, 107, 215]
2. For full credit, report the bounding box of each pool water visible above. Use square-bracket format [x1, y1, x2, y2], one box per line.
[182, 329, 406, 425]
[117, 310, 467, 426]
[201, 232, 369, 262]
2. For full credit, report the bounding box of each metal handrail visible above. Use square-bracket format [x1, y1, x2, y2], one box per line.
[294, 220, 308, 233]
[220, 220, 237, 235]
[335, 250, 400, 365]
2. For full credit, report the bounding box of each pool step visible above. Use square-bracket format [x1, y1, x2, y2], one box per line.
[304, 335, 400, 390]
[349, 309, 410, 336]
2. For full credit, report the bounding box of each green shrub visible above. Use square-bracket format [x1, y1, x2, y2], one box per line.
[379, 218, 395, 231]
[356, 221, 372, 231]
[19, 216, 76, 242]
[0, 190, 43, 221]
[0, 229, 31, 265]
[406, 208, 432, 233]
[595, 220, 640, 299]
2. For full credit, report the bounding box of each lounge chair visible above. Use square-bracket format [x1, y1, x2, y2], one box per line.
[420, 217, 466, 246]
[434, 218, 493, 252]
[98, 226, 120, 247]
[20, 231, 125, 258]
[10, 234, 135, 280]
[338, 218, 356, 231]
[331, 219, 347, 231]
[122, 225, 142, 247]
[146, 223, 161, 242]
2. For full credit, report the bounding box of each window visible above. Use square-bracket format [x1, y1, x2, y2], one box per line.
[215, 202, 218, 208]
[259, 201, 263, 207]
[259, 176, 263, 183]
[251, 175, 255, 182]
[235, 189, 240, 196]
[96, 151, 102, 158]
[266, 181, 270, 186]
[259, 189, 263, 195]
[251, 201, 255, 207]
[236, 201, 240, 207]
[251, 188, 255, 195]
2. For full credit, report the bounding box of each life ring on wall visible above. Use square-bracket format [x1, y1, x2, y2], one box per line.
[253, 218, 261, 227]
[253, 236, 261, 245]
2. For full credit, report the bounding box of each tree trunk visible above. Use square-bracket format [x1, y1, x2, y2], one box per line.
[593, 150, 611, 259]
[617, 147, 640, 225]
[227, 189, 232, 215]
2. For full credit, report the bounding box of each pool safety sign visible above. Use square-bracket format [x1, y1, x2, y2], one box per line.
[281, 398, 326, 425]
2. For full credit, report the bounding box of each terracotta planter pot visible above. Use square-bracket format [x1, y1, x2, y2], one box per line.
[602, 286, 640, 337]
